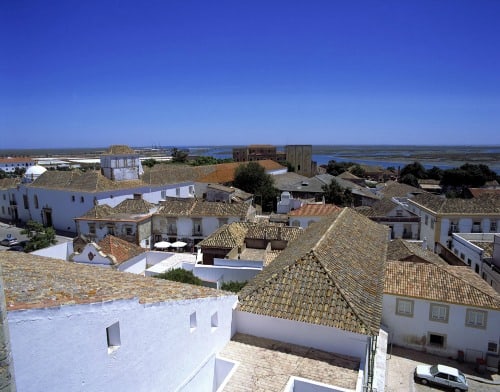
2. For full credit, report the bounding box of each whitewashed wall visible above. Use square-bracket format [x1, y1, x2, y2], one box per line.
[382, 294, 500, 359]
[235, 311, 368, 360]
[451, 235, 483, 273]
[31, 242, 73, 260]
[289, 216, 321, 229]
[8, 294, 237, 392]
[193, 265, 261, 285]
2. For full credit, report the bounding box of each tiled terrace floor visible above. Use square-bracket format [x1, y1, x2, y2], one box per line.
[218, 333, 360, 392]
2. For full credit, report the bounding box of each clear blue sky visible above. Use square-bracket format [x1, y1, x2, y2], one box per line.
[1, 0, 499, 148]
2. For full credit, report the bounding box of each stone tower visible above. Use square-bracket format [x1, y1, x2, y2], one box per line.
[285, 145, 314, 177]
[100, 145, 144, 181]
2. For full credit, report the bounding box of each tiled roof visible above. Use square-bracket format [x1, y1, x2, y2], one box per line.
[273, 172, 309, 189]
[103, 145, 136, 155]
[387, 239, 448, 265]
[471, 241, 494, 258]
[355, 198, 398, 217]
[0, 157, 34, 164]
[1, 252, 231, 311]
[468, 188, 500, 198]
[197, 222, 251, 248]
[410, 192, 500, 214]
[157, 199, 252, 218]
[207, 183, 235, 193]
[338, 171, 361, 180]
[288, 203, 341, 216]
[238, 208, 389, 335]
[80, 204, 115, 219]
[385, 261, 500, 310]
[29, 170, 144, 192]
[113, 198, 155, 214]
[197, 160, 285, 183]
[378, 181, 423, 199]
[219, 333, 359, 392]
[245, 224, 303, 241]
[280, 176, 329, 193]
[0, 177, 20, 189]
[97, 235, 145, 265]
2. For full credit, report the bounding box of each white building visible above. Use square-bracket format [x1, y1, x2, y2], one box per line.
[234, 208, 390, 392]
[1, 252, 237, 392]
[288, 203, 340, 228]
[0, 157, 35, 173]
[383, 261, 500, 370]
[406, 192, 500, 252]
[451, 233, 500, 292]
[100, 145, 144, 181]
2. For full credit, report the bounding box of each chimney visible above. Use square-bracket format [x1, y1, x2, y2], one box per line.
[133, 193, 142, 200]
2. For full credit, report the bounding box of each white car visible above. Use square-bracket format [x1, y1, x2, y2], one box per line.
[1, 236, 19, 247]
[414, 364, 468, 391]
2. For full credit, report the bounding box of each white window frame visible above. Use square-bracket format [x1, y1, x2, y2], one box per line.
[396, 298, 414, 317]
[465, 309, 487, 329]
[429, 303, 449, 323]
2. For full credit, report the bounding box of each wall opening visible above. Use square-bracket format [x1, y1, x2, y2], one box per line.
[106, 321, 121, 354]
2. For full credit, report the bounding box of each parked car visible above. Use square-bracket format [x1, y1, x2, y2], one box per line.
[7, 245, 24, 252]
[1, 236, 19, 247]
[414, 364, 468, 391]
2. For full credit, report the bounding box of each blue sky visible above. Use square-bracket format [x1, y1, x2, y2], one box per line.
[1, 0, 499, 148]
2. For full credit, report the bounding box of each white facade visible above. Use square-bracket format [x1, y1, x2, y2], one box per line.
[8, 295, 237, 392]
[0, 158, 34, 173]
[382, 294, 500, 363]
[277, 191, 303, 214]
[1, 182, 194, 233]
[289, 215, 322, 229]
[100, 154, 144, 181]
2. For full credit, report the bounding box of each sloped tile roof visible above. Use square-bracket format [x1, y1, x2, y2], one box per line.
[1, 252, 233, 311]
[0, 178, 20, 189]
[410, 192, 500, 214]
[378, 182, 423, 199]
[0, 157, 34, 164]
[468, 188, 500, 198]
[273, 172, 309, 189]
[238, 208, 389, 335]
[387, 239, 448, 265]
[113, 198, 155, 214]
[207, 183, 235, 193]
[471, 241, 494, 258]
[29, 170, 144, 192]
[97, 235, 145, 265]
[197, 222, 251, 248]
[245, 224, 303, 241]
[80, 204, 115, 219]
[157, 199, 251, 218]
[355, 198, 398, 217]
[103, 145, 136, 155]
[385, 262, 500, 310]
[338, 171, 361, 180]
[288, 203, 341, 216]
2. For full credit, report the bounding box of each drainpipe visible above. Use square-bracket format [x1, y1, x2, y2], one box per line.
[0, 264, 16, 391]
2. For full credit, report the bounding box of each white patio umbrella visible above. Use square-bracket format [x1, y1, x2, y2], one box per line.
[170, 241, 187, 248]
[154, 241, 172, 249]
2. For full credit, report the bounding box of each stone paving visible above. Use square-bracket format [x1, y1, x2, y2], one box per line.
[386, 345, 500, 392]
[219, 333, 360, 392]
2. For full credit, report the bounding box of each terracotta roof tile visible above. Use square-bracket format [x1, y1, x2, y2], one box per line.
[387, 239, 448, 265]
[288, 204, 341, 216]
[378, 182, 424, 199]
[197, 222, 252, 248]
[103, 145, 136, 155]
[385, 262, 500, 310]
[410, 192, 500, 214]
[0, 178, 20, 190]
[1, 253, 231, 311]
[97, 235, 145, 265]
[238, 208, 389, 335]
[157, 199, 252, 218]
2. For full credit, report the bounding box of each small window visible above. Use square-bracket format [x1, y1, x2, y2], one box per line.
[106, 322, 121, 354]
[396, 210, 403, 217]
[429, 303, 449, 323]
[190, 312, 197, 332]
[428, 332, 446, 348]
[491, 221, 497, 232]
[88, 223, 96, 235]
[431, 219, 434, 229]
[176, 188, 180, 197]
[460, 253, 465, 260]
[396, 298, 414, 317]
[465, 309, 487, 329]
[161, 190, 166, 199]
[71, 195, 75, 202]
[425, 215, 429, 225]
[125, 226, 133, 236]
[467, 258, 471, 266]
[80, 196, 84, 203]
[488, 342, 498, 353]
[1, 206, 4, 214]
[211, 312, 219, 332]
[23, 195, 29, 209]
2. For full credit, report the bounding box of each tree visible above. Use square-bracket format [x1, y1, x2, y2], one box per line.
[142, 158, 158, 168]
[325, 160, 355, 176]
[0, 169, 6, 179]
[220, 280, 248, 293]
[233, 162, 279, 212]
[21, 220, 57, 251]
[322, 179, 353, 206]
[171, 148, 189, 163]
[153, 268, 203, 285]
[350, 164, 366, 178]
[399, 173, 419, 188]
[283, 161, 295, 172]
[400, 161, 427, 179]
[426, 166, 443, 180]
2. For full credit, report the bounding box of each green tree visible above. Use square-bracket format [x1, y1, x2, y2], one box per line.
[322, 179, 353, 206]
[13, 167, 27, 177]
[399, 173, 419, 188]
[400, 161, 427, 179]
[283, 161, 295, 172]
[191, 156, 219, 166]
[233, 162, 279, 212]
[21, 220, 57, 251]
[426, 166, 443, 180]
[220, 280, 248, 293]
[153, 268, 203, 285]
[171, 148, 189, 163]
[0, 169, 6, 179]
[325, 160, 354, 176]
[142, 158, 158, 168]
[350, 164, 366, 177]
